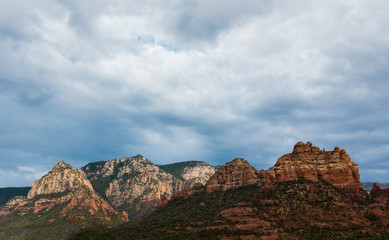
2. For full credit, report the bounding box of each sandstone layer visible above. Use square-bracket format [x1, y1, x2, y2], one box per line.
[206, 158, 264, 193]
[265, 141, 363, 198]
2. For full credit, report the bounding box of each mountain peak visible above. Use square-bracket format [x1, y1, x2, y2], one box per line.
[128, 154, 153, 165]
[292, 141, 320, 154]
[228, 157, 249, 166]
[266, 141, 363, 198]
[2, 160, 124, 237]
[50, 160, 73, 172]
[206, 158, 263, 193]
[28, 161, 93, 199]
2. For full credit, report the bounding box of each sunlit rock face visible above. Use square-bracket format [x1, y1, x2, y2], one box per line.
[27, 161, 94, 199]
[265, 141, 363, 198]
[206, 158, 264, 193]
[82, 155, 216, 220]
[172, 141, 363, 202]
[1, 161, 124, 225]
[180, 162, 216, 187]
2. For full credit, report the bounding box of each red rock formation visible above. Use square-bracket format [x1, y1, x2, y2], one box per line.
[368, 183, 389, 232]
[371, 183, 389, 196]
[0, 161, 125, 224]
[265, 141, 363, 198]
[206, 158, 264, 193]
[141, 142, 366, 209]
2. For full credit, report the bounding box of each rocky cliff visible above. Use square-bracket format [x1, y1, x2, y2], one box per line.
[0, 161, 125, 239]
[82, 155, 215, 220]
[265, 141, 363, 198]
[1, 161, 121, 220]
[28, 161, 94, 198]
[206, 158, 264, 193]
[159, 161, 216, 187]
[82, 155, 177, 220]
[173, 142, 363, 199]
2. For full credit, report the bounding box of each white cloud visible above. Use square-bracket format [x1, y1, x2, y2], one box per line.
[0, 0, 389, 185]
[0, 166, 48, 187]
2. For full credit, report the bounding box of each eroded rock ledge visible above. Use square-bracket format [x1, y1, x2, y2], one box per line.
[265, 141, 363, 198]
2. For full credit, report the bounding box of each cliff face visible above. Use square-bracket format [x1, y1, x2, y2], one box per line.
[206, 158, 264, 193]
[0, 161, 124, 234]
[173, 142, 363, 200]
[83, 155, 177, 219]
[265, 141, 363, 198]
[27, 161, 94, 198]
[159, 161, 216, 188]
[82, 155, 215, 220]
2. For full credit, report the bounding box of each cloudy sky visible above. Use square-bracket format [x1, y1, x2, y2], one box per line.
[1, 0, 388, 187]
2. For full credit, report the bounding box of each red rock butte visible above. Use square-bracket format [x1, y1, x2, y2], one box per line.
[265, 141, 363, 198]
[206, 158, 263, 193]
[161, 141, 365, 203]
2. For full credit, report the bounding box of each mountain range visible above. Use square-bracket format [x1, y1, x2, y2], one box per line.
[1, 141, 389, 239]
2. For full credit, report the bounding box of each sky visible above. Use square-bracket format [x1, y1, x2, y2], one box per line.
[1, 0, 389, 187]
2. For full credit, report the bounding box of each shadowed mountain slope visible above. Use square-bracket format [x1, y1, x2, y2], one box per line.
[0, 187, 31, 206]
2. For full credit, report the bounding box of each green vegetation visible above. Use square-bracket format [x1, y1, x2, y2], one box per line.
[83, 160, 125, 198]
[89, 176, 114, 199]
[71, 184, 260, 239]
[0, 191, 125, 240]
[0, 201, 82, 240]
[301, 226, 389, 240]
[31, 190, 70, 200]
[0, 187, 31, 206]
[72, 178, 389, 240]
[82, 161, 106, 173]
[158, 161, 211, 180]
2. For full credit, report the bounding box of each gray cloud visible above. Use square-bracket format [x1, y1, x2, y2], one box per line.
[0, 0, 389, 186]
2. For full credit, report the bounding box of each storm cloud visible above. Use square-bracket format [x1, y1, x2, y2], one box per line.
[1, 0, 389, 186]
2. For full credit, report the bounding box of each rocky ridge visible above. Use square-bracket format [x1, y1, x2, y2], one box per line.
[0, 161, 123, 222]
[74, 142, 389, 240]
[27, 161, 94, 198]
[264, 141, 363, 198]
[170, 141, 364, 202]
[82, 155, 215, 220]
[174, 161, 216, 187]
[82, 155, 178, 220]
[0, 161, 125, 240]
[206, 158, 264, 193]
[2, 141, 389, 240]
